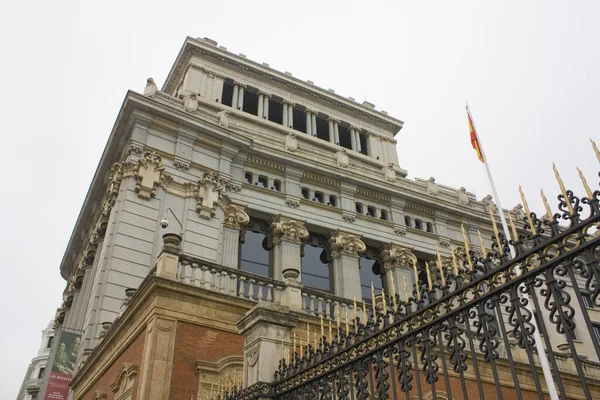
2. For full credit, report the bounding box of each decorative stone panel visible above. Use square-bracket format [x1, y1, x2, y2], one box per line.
[135, 151, 164, 200]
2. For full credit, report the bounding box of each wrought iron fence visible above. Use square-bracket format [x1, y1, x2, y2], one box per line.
[219, 156, 600, 399]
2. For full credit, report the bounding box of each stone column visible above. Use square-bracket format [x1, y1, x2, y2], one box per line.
[237, 302, 298, 388]
[378, 243, 417, 302]
[220, 197, 250, 268]
[283, 101, 294, 129]
[257, 92, 264, 118]
[232, 84, 239, 109]
[305, 111, 312, 135]
[268, 215, 308, 281]
[328, 229, 366, 300]
[263, 94, 270, 119]
[282, 102, 289, 127]
[237, 84, 245, 111]
[333, 120, 340, 144]
[311, 113, 317, 137]
[350, 127, 357, 151]
[328, 118, 335, 144]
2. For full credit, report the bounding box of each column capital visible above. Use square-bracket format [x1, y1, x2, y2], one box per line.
[305, 108, 318, 115]
[327, 117, 340, 123]
[349, 125, 361, 131]
[281, 99, 295, 106]
[257, 90, 271, 97]
[219, 194, 249, 229]
[268, 215, 308, 246]
[378, 243, 416, 272]
[233, 81, 247, 89]
[328, 229, 366, 259]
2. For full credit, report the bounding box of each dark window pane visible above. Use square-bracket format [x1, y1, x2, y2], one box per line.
[240, 231, 269, 277]
[360, 257, 382, 300]
[302, 244, 330, 291]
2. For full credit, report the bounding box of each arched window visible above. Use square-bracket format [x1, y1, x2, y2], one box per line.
[301, 235, 330, 292]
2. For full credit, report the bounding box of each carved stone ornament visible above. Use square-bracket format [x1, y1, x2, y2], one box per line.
[184, 94, 198, 112]
[379, 244, 417, 273]
[173, 158, 190, 171]
[437, 237, 451, 248]
[285, 132, 298, 152]
[512, 204, 526, 222]
[383, 163, 396, 182]
[285, 197, 300, 208]
[197, 171, 224, 219]
[481, 194, 496, 212]
[143, 77, 157, 97]
[247, 349, 259, 367]
[336, 148, 350, 168]
[342, 212, 356, 223]
[268, 215, 309, 246]
[328, 229, 366, 259]
[135, 151, 164, 200]
[219, 194, 249, 229]
[217, 110, 230, 128]
[394, 226, 407, 236]
[456, 187, 470, 206]
[426, 177, 438, 196]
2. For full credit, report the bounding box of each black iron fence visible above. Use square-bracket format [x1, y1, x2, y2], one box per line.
[221, 162, 600, 400]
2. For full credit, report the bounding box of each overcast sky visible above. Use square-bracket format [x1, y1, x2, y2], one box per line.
[1, 0, 598, 397]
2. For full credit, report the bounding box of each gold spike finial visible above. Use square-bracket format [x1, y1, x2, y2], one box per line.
[425, 262, 433, 290]
[412, 258, 421, 300]
[592, 139, 600, 163]
[477, 229, 488, 258]
[461, 224, 474, 270]
[518, 185, 537, 235]
[436, 244, 446, 286]
[540, 189, 553, 219]
[553, 163, 575, 214]
[577, 167, 594, 199]
[508, 211, 519, 242]
[487, 205, 503, 254]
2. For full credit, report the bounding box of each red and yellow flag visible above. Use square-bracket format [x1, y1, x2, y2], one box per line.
[467, 108, 484, 163]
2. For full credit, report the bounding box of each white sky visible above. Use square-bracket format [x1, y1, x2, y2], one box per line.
[1, 0, 598, 397]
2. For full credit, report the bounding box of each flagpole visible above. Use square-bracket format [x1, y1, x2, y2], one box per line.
[466, 103, 559, 400]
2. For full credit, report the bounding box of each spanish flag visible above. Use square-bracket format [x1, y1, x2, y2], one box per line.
[467, 107, 484, 163]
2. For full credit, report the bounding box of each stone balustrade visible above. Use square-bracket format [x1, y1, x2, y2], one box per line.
[177, 255, 286, 304]
[301, 287, 369, 321]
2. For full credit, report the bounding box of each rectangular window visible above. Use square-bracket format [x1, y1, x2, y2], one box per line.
[426, 222, 433, 233]
[242, 90, 259, 116]
[314, 191, 324, 203]
[293, 108, 307, 133]
[355, 202, 363, 214]
[302, 187, 310, 200]
[338, 125, 352, 149]
[221, 81, 234, 107]
[415, 219, 423, 230]
[301, 242, 330, 292]
[38, 367, 45, 379]
[328, 195, 337, 207]
[316, 116, 329, 141]
[593, 324, 600, 344]
[258, 175, 268, 189]
[273, 179, 281, 192]
[359, 133, 368, 155]
[404, 216, 412, 227]
[380, 210, 388, 221]
[359, 256, 382, 301]
[367, 206, 376, 217]
[244, 171, 253, 184]
[268, 99, 283, 125]
[240, 230, 270, 277]
[46, 336, 53, 348]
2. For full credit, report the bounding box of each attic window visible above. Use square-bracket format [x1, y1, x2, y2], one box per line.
[328, 195, 337, 207]
[404, 216, 412, 227]
[302, 187, 310, 200]
[273, 180, 281, 191]
[367, 206, 376, 217]
[258, 175, 268, 188]
[314, 191, 324, 203]
[355, 202, 363, 214]
[359, 133, 368, 155]
[426, 222, 433, 233]
[380, 210, 388, 221]
[244, 172, 253, 184]
[242, 89, 259, 116]
[221, 80, 234, 107]
[293, 108, 307, 133]
[338, 125, 352, 149]
[315, 116, 329, 141]
[415, 219, 423, 230]
[268, 99, 283, 125]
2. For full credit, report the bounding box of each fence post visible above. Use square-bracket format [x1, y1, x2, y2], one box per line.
[237, 302, 298, 389]
[155, 233, 182, 280]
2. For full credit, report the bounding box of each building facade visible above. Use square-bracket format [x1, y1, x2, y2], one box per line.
[17, 320, 55, 400]
[22, 37, 600, 399]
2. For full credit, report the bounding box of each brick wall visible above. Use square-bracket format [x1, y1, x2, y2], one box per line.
[169, 321, 244, 400]
[78, 329, 146, 400]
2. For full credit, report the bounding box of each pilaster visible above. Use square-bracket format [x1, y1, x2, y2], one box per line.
[237, 302, 298, 387]
[327, 229, 366, 300]
[219, 195, 249, 268]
